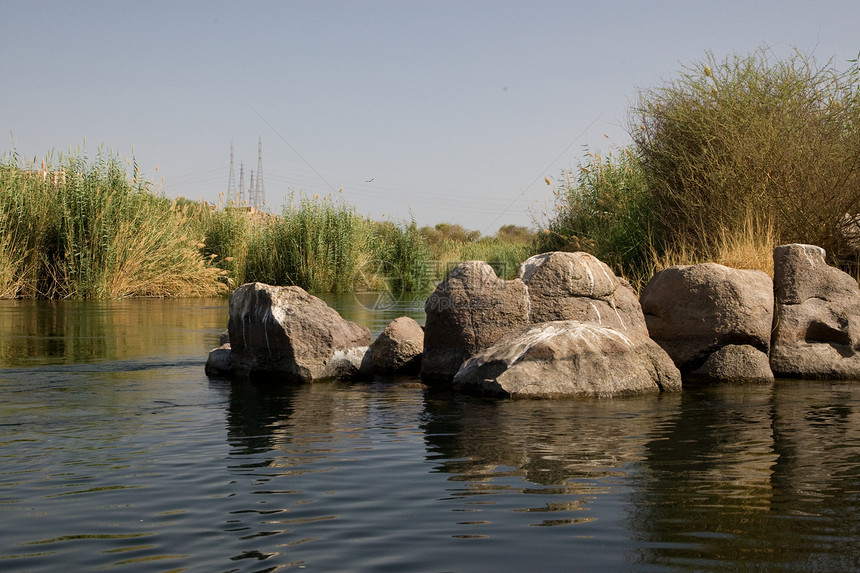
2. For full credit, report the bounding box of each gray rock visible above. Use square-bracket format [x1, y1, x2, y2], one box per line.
[519, 251, 648, 334]
[421, 261, 529, 384]
[370, 316, 424, 374]
[452, 320, 682, 398]
[641, 263, 774, 381]
[327, 346, 373, 380]
[686, 344, 774, 384]
[227, 282, 371, 382]
[205, 344, 232, 376]
[771, 244, 860, 378]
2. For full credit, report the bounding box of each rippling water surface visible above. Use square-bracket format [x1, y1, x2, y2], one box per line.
[1, 297, 860, 572]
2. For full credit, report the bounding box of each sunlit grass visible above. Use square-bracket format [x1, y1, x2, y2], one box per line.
[0, 152, 224, 299]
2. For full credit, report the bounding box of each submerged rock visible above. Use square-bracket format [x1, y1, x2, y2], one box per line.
[370, 316, 424, 374]
[770, 244, 860, 378]
[452, 320, 681, 398]
[640, 263, 773, 383]
[205, 343, 232, 377]
[226, 282, 371, 382]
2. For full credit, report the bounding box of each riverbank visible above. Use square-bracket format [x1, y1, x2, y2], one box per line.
[0, 154, 534, 300]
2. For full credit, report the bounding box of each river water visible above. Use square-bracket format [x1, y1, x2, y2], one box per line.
[1, 296, 859, 572]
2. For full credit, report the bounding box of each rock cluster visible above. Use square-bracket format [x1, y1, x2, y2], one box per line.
[206, 243, 860, 398]
[422, 251, 680, 397]
[640, 244, 860, 382]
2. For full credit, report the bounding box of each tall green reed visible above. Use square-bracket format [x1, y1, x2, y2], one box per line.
[370, 219, 432, 292]
[205, 194, 377, 293]
[535, 148, 655, 287]
[0, 151, 224, 299]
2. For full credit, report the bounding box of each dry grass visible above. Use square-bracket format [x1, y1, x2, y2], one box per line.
[648, 211, 776, 278]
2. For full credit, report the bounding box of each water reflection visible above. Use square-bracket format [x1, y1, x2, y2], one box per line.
[422, 392, 682, 485]
[630, 382, 860, 571]
[224, 380, 376, 457]
[315, 291, 426, 337]
[4, 297, 860, 571]
[0, 298, 227, 366]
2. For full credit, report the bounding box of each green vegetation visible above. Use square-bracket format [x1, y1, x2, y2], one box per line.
[0, 151, 532, 299]
[420, 223, 535, 280]
[535, 149, 654, 285]
[198, 204, 536, 296]
[540, 47, 860, 286]
[0, 152, 224, 299]
[200, 197, 436, 295]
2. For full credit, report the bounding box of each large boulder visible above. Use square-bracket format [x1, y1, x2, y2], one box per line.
[227, 282, 371, 382]
[519, 251, 648, 334]
[370, 316, 424, 374]
[421, 261, 529, 384]
[452, 320, 681, 398]
[770, 244, 860, 378]
[640, 263, 774, 382]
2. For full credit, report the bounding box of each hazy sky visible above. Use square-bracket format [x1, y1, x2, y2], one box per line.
[3, 1, 859, 233]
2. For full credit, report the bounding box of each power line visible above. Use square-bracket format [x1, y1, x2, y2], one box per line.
[254, 108, 338, 194]
[481, 110, 605, 234]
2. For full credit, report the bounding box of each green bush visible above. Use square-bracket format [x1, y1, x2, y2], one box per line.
[632, 48, 860, 262]
[536, 148, 656, 285]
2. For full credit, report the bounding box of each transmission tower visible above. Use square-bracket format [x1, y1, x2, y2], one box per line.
[238, 163, 245, 206]
[249, 172, 255, 206]
[225, 138, 265, 209]
[226, 142, 237, 203]
[252, 137, 266, 210]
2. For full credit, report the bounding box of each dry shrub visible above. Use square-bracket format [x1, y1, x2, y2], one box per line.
[633, 48, 860, 265]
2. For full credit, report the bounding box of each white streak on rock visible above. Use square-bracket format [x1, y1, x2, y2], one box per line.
[581, 260, 595, 296]
[589, 301, 603, 325]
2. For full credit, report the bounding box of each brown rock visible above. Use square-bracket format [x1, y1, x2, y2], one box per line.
[227, 282, 371, 382]
[640, 263, 774, 379]
[771, 244, 860, 378]
[686, 344, 774, 384]
[518, 251, 648, 334]
[421, 261, 529, 384]
[370, 316, 424, 373]
[205, 344, 232, 377]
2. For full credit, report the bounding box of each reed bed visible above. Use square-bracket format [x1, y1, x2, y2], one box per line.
[0, 153, 536, 299]
[0, 153, 224, 299]
[201, 196, 439, 295]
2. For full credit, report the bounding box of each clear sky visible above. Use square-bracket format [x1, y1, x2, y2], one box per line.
[2, 1, 858, 234]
